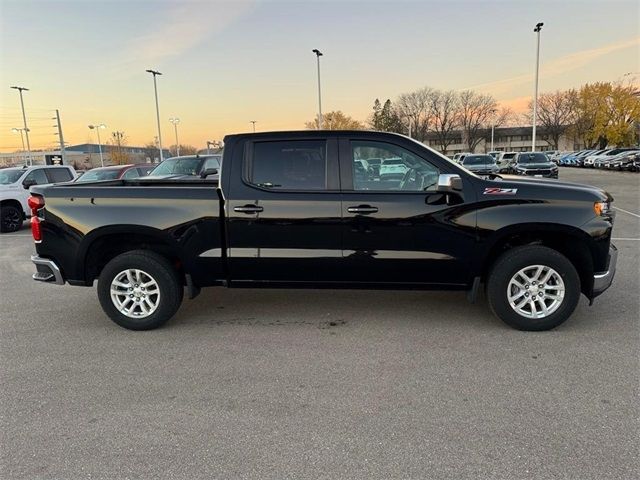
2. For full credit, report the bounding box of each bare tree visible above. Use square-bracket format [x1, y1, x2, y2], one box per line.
[395, 87, 433, 141]
[458, 90, 498, 152]
[529, 90, 576, 149]
[428, 89, 460, 153]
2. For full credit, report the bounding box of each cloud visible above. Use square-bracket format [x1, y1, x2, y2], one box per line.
[111, 1, 256, 74]
[464, 36, 640, 95]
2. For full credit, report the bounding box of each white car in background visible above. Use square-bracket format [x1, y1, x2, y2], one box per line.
[496, 152, 517, 172]
[0, 165, 76, 233]
[378, 157, 409, 180]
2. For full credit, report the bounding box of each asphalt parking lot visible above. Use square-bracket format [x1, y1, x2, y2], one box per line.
[1, 168, 638, 479]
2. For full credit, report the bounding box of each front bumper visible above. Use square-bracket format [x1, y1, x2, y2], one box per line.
[31, 255, 65, 285]
[592, 244, 618, 297]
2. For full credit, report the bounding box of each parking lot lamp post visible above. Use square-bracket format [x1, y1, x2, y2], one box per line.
[490, 108, 497, 152]
[10, 86, 32, 165]
[169, 117, 180, 156]
[88, 124, 106, 167]
[11, 128, 27, 165]
[250, 120, 257, 132]
[146, 69, 164, 162]
[312, 49, 323, 129]
[532, 22, 544, 152]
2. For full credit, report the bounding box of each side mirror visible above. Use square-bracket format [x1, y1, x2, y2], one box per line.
[200, 168, 218, 179]
[436, 174, 463, 193]
[23, 179, 36, 190]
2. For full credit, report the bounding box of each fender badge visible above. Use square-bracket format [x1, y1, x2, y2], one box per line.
[483, 187, 517, 195]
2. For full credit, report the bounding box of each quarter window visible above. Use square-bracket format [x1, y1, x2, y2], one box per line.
[351, 141, 439, 191]
[249, 140, 327, 190]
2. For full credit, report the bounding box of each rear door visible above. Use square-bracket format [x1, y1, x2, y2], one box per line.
[226, 136, 343, 283]
[339, 137, 476, 286]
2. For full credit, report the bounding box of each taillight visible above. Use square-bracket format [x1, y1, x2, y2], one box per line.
[28, 195, 44, 242]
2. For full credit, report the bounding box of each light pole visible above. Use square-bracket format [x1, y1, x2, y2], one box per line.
[490, 108, 497, 152]
[11, 128, 27, 166]
[88, 124, 106, 167]
[312, 49, 323, 129]
[407, 117, 412, 138]
[146, 69, 164, 162]
[10, 86, 32, 165]
[250, 120, 257, 132]
[169, 117, 180, 156]
[532, 22, 543, 152]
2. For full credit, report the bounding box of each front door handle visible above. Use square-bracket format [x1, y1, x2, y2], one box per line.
[234, 204, 264, 214]
[347, 205, 378, 214]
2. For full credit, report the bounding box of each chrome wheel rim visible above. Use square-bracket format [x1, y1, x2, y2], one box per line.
[507, 265, 565, 319]
[110, 269, 160, 319]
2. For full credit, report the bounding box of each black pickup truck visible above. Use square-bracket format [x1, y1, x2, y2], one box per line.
[29, 131, 617, 331]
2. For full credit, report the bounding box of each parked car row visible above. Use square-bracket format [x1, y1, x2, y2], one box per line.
[453, 152, 558, 178]
[556, 148, 639, 171]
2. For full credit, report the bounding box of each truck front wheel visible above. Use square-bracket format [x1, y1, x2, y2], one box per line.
[97, 250, 184, 330]
[487, 245, 581, 331]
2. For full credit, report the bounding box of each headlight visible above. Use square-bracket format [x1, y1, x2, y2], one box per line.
[594, 201, 611, 216]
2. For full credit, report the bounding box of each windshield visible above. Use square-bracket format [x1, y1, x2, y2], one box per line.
[150, 157, 205, 176]
[76, 169, 121, 182]
[517, 153, 549, 164]
[0, 169, 24, 184]
[463, 155, 495, 166]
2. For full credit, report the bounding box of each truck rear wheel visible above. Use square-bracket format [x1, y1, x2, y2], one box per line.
[97, 250, 184, 330]
[487, 245, 580, 331]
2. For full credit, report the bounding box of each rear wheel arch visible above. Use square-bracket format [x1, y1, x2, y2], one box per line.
[79, 226, 185, 285]
[480, 224, 595, 296]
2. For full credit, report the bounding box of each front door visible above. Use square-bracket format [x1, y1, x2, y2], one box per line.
[339, 138, 476, 286]
[226, 136, 343, 283]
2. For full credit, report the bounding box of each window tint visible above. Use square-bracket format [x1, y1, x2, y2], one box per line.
[23, 169, 49, 185]
[351, 141, 439, 191]
[46, 168, 73, 183]
[121, 168, 140, 179]
[249, 140, 326, 190]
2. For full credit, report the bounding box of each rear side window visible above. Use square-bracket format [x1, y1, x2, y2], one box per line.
[46, 168, 73, 183]
[248, 140, 326, 190]
[121, 168, 140, 179]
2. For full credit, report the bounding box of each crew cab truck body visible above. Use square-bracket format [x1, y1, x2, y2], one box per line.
[29, 131, 617, 331]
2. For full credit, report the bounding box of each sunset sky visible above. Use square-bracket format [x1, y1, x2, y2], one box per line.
[0, 0, 638, 152]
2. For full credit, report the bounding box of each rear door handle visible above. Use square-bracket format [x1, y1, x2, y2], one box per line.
[347, 205, 378, 214]
[234, 204, 264, 214]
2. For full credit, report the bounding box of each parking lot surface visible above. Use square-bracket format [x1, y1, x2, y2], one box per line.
[1, 168, 638, 479]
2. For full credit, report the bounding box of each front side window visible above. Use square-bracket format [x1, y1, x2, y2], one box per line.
[203, 156, 222, 171]
[249, 140, 327, 190]
[150, 157, 203, 176]
[23, 169, 49, 185]
[121, 168, 140, 179]
[351, 141, 439, 191]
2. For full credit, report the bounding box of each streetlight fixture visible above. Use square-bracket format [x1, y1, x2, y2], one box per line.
[532, 22, 544, 152]
[146, 69, 164, 162]
[169, 117, 181, 156]
[312, 49, 323, 129]
[10, 86, 32, 165]
[11, 127, 28, 166]
[88, 123, 106, 167]
[250, 120, 257, 133]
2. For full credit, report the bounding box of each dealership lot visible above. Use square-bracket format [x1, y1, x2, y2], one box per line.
[0, 168, 638, 479]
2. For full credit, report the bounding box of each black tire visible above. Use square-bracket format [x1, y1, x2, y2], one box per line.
[97, 250, 184, 330]
[487, 245, 580, 331]
[1, 204, 23, 233]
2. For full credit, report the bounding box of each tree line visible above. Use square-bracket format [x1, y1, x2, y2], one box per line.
[306, 79, 640, 151]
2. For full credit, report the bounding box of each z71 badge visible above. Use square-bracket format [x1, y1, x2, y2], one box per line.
[483, 187, 518, 195]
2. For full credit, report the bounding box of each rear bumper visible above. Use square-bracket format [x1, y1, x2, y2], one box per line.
[31, 255, 65, 285]
[592, 244, 617, 297]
